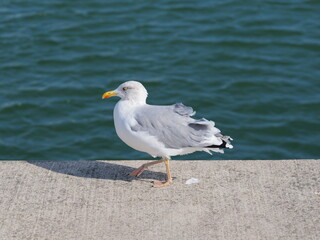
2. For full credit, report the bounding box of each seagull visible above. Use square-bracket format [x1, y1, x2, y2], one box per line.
[102, 81, 233, 187]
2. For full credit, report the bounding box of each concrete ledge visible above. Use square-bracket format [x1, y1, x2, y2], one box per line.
[0, 160, 319, 240]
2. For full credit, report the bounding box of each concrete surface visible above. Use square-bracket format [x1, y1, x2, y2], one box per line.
[0, 159, 319, 240]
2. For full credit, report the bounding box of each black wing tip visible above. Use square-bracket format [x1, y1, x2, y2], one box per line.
[207, 140, 227, 149]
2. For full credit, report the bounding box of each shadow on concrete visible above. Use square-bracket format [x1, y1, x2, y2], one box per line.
[28, 160, 166, 182]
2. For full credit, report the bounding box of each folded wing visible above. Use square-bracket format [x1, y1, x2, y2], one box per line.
[131, 103, 233, 151]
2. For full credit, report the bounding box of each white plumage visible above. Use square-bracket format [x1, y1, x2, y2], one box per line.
[102, 81, 233, 187]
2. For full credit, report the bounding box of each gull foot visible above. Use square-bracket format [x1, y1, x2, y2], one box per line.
[153, 179, 173, 188]
[128, 164, 147, 177]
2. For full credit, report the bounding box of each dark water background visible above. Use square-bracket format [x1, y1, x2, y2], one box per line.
[1, 0, 319, 160]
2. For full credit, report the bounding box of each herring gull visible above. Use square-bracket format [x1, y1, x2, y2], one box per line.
[102, 81, 233, 187]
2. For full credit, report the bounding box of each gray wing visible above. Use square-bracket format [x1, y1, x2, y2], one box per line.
[131, 103, 225, 149]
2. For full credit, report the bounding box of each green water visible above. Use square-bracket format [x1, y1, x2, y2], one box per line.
[1, 0, 319, 160]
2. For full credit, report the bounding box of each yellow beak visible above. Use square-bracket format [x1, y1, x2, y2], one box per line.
[102, 91, 118, 99]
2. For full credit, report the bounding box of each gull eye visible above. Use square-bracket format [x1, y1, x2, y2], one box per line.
[122, 87, 129, 91]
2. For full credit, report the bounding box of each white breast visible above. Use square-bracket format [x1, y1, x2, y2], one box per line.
[113, 101, 168, 158]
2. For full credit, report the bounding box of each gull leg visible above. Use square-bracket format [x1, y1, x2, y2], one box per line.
[153, 157, 173, 188]
[129, 159, 164, 177]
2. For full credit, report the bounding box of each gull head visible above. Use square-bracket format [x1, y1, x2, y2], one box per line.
[102, 81, 148, 104]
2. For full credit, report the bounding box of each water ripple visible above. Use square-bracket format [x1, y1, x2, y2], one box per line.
[1, 0, 319, 160]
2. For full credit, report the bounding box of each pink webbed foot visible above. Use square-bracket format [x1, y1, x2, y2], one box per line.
[153, 178, 173, 188]
[128, 164, 147, 177]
